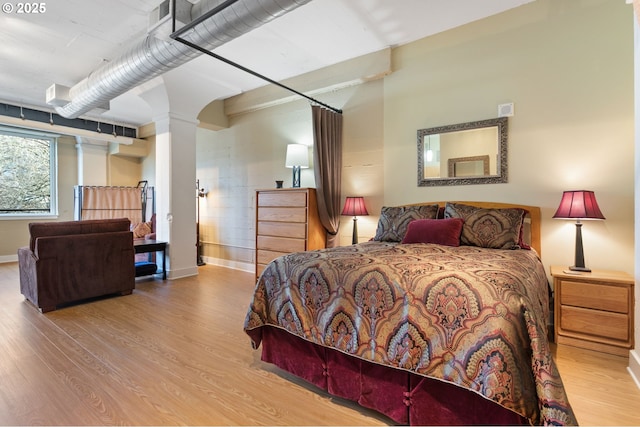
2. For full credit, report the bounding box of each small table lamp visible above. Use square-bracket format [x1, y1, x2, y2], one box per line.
[341, 196, 369, 244]
[553, 190, 605, 272]
[285, 144, 309, 188]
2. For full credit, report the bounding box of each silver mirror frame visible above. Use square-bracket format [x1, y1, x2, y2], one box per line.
[417, 117, 508, 186]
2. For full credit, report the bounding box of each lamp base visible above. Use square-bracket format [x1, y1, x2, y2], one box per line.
[197, 242, 206, 266]
[571, 221, 590, 273]
[351, 217, 358, 245]
[569, 265, 591, 273]
[292, 166, 301, 188]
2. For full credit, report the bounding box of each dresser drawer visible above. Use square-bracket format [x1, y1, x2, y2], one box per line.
[255, 188, 325, 281]
[257, 235, 306, 253]
[559, 280, 629, 313]
[258, 191, 308, 207]
[560, 305, 629, 342]
[257, 249, 288, 265]
[258, 207, 307, 223]
[258, 221, 306, 239]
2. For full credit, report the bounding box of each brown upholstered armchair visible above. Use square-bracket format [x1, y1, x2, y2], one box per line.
[18, 218, 135, 313]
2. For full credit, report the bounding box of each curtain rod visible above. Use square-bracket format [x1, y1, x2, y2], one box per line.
[170, 4, 343, 115]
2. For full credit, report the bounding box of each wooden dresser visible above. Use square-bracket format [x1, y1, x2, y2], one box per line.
[255, 188, 326, 279]
[551, 265, 635, 356]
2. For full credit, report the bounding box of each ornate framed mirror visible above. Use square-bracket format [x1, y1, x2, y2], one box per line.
[417, 117, 508, 186]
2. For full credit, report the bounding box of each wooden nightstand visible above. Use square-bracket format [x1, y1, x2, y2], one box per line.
[550, 266, 634, 356]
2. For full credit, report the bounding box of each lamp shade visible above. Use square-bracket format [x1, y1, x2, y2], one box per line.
[341, 196, 369, 216]
[553, 190, 605, 220]
[285, 144, 309, 168]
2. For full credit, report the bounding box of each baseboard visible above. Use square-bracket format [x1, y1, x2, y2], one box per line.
[0, 254, 18, 264]
[201, 256, 254, 274]
[628, 349, 640, 390]
[166, 265, 198, 280]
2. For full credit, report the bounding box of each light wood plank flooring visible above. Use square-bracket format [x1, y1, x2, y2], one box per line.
[1, 262, 639, 426]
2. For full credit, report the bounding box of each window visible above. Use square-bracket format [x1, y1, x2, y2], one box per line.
[0, 126, 58, 217]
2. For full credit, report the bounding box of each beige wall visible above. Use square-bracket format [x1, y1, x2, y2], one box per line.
[196, 79, 385, 269]
[0, 136, 77, 260]
[383, 0, 634, 274]
[196, 0, 633, 277]
[109, 155, 142, 187]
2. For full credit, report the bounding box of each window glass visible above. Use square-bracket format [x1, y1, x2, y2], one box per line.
[0, 127, 57, 217]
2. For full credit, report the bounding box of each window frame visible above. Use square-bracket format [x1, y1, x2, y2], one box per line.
[0, 126, 59, 220]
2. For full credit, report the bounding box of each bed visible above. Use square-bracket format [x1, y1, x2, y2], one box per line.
[244, 201, 577, 425]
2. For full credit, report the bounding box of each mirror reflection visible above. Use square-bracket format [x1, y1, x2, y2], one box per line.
[417, 117, 508, 186]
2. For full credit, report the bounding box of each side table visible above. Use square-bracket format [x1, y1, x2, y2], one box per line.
[134, 240, 167, 280]
[550, 265, 634, 356]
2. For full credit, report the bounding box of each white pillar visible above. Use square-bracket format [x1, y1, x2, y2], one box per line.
[154, 113, 198, 279]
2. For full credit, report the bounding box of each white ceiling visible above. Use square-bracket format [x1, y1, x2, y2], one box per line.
[0, 0, 533, 127]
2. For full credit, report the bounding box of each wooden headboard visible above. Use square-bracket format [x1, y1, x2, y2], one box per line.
[408, 201, 542, 255]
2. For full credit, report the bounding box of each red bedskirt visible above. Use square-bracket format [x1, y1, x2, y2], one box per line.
[251, 326, 529, 425]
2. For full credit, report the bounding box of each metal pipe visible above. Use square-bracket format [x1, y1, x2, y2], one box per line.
[51, 0, 312, 119]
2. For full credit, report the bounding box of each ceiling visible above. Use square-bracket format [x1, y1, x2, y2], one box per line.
[0, 0, 533, 127]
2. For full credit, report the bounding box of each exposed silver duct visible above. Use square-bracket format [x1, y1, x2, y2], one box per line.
[50, 0, 312, 119]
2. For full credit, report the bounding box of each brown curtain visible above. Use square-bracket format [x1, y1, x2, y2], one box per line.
[81, 186, 143, 223]
[312, 105, 343, 247]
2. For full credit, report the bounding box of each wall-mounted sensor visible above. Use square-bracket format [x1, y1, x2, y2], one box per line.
[498, 103, 514, 117]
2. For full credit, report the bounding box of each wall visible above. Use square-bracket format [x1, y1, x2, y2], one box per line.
[0, 134, 143, 260]
[196, 79, 385, 268]
[197, 0, 633, 278]
[384, 0, 634, 274]
[632, 2, 640, 389]
[109, 155, 142, 187]
[0, 136, 77, 260]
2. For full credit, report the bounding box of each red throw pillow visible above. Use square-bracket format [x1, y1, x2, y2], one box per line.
[401, 218, 464, 246]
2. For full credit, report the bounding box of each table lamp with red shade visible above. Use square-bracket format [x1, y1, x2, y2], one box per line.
[553, 190, 605, 272]
[341, 196, 369, 245]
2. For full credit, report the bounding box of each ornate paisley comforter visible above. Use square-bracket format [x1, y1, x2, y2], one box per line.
[244, 241, 577, 425]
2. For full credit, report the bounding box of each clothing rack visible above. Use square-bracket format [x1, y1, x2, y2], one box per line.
[74, 181, 154, 223]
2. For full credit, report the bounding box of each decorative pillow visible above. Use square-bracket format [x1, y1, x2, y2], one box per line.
[131, 221, 153, 238]
[373, 205, 439, 242]
[401, 218, 464, 246]
[518, 215, 532, 250]
[444, 202, 525, 250]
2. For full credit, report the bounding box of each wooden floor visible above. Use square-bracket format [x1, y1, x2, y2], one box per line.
[1, 262, 639, 426]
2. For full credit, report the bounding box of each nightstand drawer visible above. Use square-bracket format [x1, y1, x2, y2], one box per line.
[559, 305, 629, 342]
[559, 280, 629, 313]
